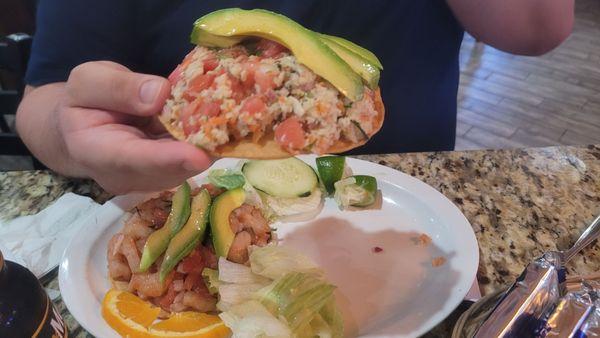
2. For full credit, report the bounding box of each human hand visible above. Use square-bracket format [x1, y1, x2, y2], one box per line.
[56, 61, 212, 194]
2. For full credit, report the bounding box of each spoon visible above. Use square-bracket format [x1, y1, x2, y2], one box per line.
[561, 214, 600, 263]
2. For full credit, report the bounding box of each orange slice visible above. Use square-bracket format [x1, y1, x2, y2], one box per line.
[102, 289, 230, 338]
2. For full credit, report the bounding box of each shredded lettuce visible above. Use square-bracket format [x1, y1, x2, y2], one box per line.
[218, 257, 271, 284]
[255, 272, 335, 332]
[202, 268, 220, 295]
[264, 188, 324, 222]
[218, 283, 270, 311]
[215, 246, 343, 338]
[249, 245, 322, 280]
[220, 300, 291, 338]
[208, 168, 246, 190]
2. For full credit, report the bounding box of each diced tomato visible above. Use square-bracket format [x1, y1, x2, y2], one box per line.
[158, 282, 177, 310]
[181, 98, 221, 135]
[255, 66, 277, 92]
[256, 39, 288, 58]
[188, 73, 216, 93]
[197, 100, 221, 117]
[181, 99, 201, 136]
[275, 117, 306, 150]
[203, 56, 219, 72]
[228, 74, 246, 103]
[179, 248, 204, 274]
[241, 96, 266, 116]
[168, 64, 184, 86]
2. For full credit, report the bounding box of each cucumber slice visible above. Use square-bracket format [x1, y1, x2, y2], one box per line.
[243, 158, 318, 198]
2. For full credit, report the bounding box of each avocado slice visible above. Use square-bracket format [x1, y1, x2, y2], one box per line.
[320, 36, 380, 89]
[159, 189, 211, 282]
[139, 182, 191, 272]
[319, 33, 383, 70]
[190, 28, 243, 48]
[192, 8, 364, 101]
[209, 187, 246, 258]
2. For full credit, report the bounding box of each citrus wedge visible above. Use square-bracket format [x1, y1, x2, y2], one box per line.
[102, 289, 230, 338]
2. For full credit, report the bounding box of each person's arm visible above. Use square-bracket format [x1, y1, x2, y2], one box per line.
[447, 0, 574, 55]
[16, 61, 212, 194]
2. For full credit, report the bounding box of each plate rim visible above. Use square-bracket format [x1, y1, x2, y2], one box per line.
[59, 155, 479, 338]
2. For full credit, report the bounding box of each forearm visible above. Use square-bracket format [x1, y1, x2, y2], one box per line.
[16, 84, 87, 177]
[447, 0, 574, 55]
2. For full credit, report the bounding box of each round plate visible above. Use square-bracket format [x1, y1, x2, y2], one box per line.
[59, 155, 479, 338]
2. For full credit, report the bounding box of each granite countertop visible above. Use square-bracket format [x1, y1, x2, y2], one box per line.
[1, 144, 599, 337]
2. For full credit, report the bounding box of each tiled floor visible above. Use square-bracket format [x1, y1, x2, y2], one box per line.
[3, 1, 600, 170]
[455, 0, 600, 150]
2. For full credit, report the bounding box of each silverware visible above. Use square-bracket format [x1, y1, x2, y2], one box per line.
[561, 214, 600, 263]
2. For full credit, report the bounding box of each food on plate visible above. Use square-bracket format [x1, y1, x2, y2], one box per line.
[206, 246, 343, 337]
[160, 8, 385, 158]
[316, 155, 351, 195]
[105, 194, 343, 337]
[334, 175, 378, 208]
[106, 182, 273, 315]
[102, 289, 230, 338]
[242, 157, 324, 222]
[431, 256, 447, 267]
[139, 183, 192, 272]
[242, 157, 318, 198]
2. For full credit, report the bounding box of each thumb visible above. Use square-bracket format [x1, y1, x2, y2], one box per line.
[66, 61, 171, 117]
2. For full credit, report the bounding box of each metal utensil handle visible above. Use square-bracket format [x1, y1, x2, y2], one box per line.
[563, 214, 600, 262]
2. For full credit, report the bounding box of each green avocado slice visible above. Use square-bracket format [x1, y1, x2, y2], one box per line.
[210, 187, 246, 258]
[159, 189, 211, 282]
[139, 182, 191, 272]
[319, 35, 380, 89]
[192, 8, 364, 101]
[319, 33, 383, 70]
[190, 28, 243, 48]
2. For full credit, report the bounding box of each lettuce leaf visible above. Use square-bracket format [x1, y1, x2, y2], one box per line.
[218, 257, 271, 284]
[249, 245, 322, 280]
[217, 246, 343, 337]
[208, 168, 245, 190]
[255, 272, 336, 333]
[220, 300, 291, 338]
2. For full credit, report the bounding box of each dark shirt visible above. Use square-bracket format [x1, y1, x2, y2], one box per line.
[25, 0, 464, 154]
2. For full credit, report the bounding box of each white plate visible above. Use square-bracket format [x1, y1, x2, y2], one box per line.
[59, 155, 478, 338]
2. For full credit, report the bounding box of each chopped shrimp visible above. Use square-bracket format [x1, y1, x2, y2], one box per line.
[230, 204, 271, 245]
[107, 233, 140, 280]
[130, 271, 174, 298]
[200, 184, 225, 198]
[108, 258, 131, 281]
[158, 282, 178, 311]
[136, 192, 172, 228]
[122, 213, 153, 240]
[183, 290, 217, 312]
[228, 231, 252, 264]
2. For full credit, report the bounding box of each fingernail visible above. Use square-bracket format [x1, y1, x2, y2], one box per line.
[139, 79, 162, 104]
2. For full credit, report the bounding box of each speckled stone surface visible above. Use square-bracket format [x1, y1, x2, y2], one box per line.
[1, 145, 599, 337]
[358, 145, 600, 296]
[0, 171, 112, 221]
